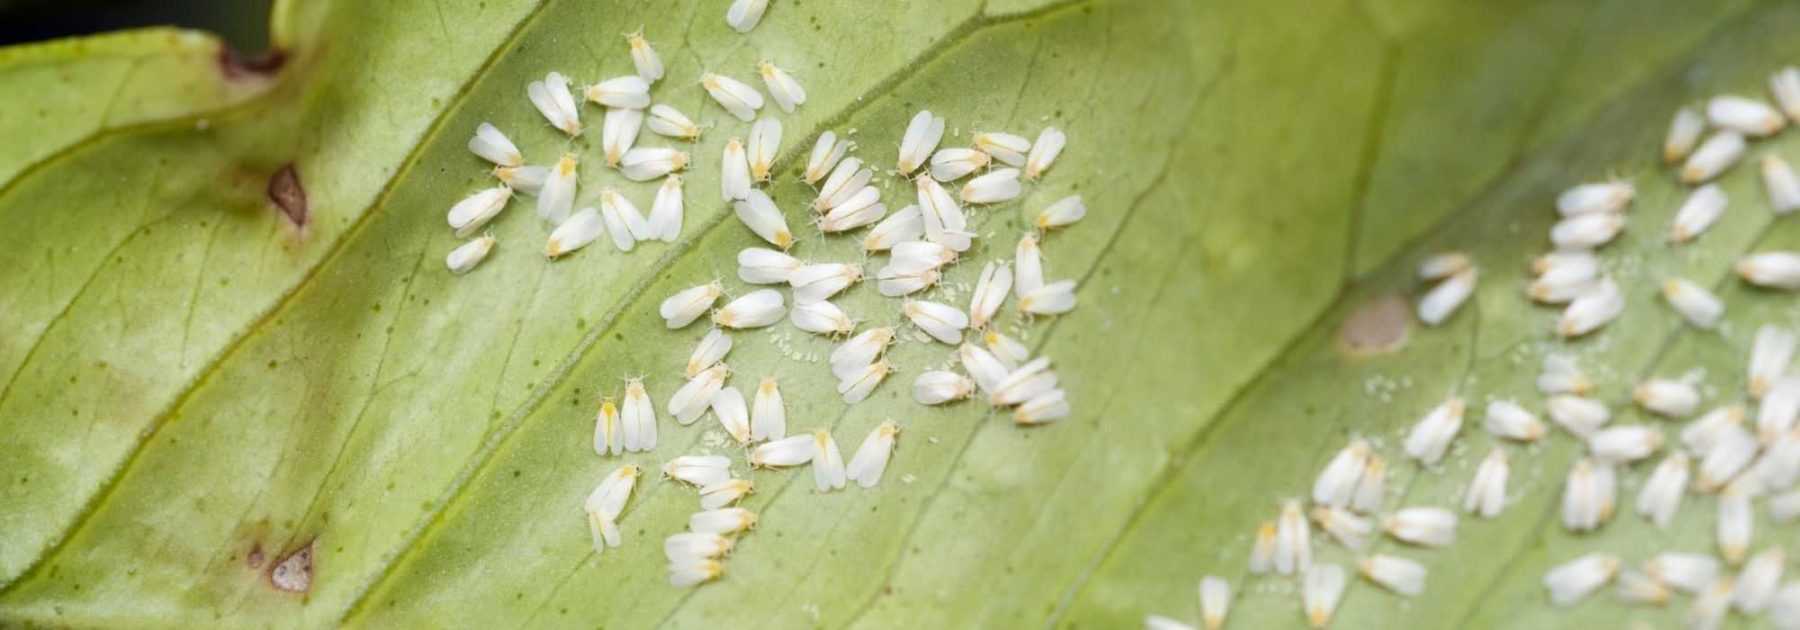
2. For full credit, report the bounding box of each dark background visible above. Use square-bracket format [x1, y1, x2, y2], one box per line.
[0, 0, 272, 51]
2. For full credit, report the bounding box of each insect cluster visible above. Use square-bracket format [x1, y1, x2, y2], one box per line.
[1148, 66, 1800, 629]
[440, 1, 1084, 589]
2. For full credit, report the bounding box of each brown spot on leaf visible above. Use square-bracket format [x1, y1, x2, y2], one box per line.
[1337, 294, 1410, 357]
[268, 164, 307, 227]
[245, 543, 266, 569]
[268, 540, 314, 594]
[218, 45, 286, 81]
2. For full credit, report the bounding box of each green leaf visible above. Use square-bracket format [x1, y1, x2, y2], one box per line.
[1069, 2, 1800, 629]
[0, 25, 274, 184]
[0, 0, 1791, 627]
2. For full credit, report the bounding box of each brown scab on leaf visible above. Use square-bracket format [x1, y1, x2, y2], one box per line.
[268, 164, 307, 228]
[218, 45, 286, 81]
[1337, 294, 1410, 357]
[269, 540, 314, 594]
[245, 542, 266, 570]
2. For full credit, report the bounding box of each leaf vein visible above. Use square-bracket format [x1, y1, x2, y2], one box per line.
[0, 0, 557, 596]
[345, 0, 1107, 624]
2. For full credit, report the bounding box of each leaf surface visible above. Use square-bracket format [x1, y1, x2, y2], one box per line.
[0, 0, 1789, 628]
